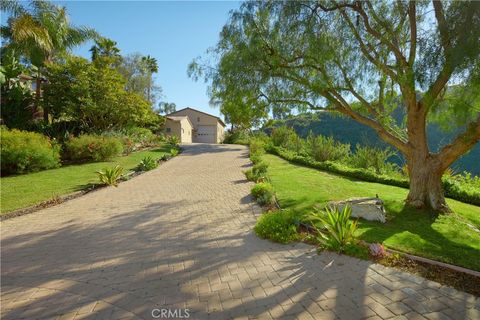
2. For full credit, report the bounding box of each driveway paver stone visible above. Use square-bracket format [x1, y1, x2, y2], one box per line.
[1, 144, 478, 320]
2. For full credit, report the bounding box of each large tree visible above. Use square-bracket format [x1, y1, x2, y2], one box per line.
[1, 0, 97, 120]
[43, 56, 157, 131]
[117, 53, 162, 105]
[190, 0, 480, 212]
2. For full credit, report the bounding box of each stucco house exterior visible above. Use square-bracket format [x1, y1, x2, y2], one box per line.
[165, 107, 225, 144]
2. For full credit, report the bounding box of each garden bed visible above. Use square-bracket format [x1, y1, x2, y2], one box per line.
[0, 145, 175, 215]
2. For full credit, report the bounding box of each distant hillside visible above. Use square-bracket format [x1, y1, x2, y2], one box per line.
[266, 112, 480, 175]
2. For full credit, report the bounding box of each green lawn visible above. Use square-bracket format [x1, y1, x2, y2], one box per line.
[263, 154, 480, 271]
[1, 146, 172, 214]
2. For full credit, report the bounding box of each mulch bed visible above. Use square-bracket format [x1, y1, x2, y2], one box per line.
[296, 223, 480, 297]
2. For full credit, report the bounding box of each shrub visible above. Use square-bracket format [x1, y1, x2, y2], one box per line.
[1, 128, 60, 175]
[223, 130, 250, 144]
[245, 161, 269, 182]
[167, 135, 180, 147]
[125, 127, 160, 147]
[305, 132, 350, 162]
[136, 156, 158, 172]
[251, 182, 275, 206]
[349, 144, 397, 174]
[442, 172, 480, 206]
[269, 145, 480, 206]
[304, 205, 358, 252]
[102, 127, 160, 154]
[271, 125, 298, 149]
[64, 135, 123, 162]
[250, 153, 262, 164]
[254, 210, 300, 243]
[170, 148, 179, 157]
[96, 165, 124, 187]
[249, 137, 265, 156]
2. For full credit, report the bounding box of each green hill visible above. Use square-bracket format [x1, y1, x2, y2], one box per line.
[266, 112, 480, 175]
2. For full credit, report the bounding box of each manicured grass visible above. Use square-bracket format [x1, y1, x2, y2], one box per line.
[1, 146, 172, 214]
[263, 154, 480, 271]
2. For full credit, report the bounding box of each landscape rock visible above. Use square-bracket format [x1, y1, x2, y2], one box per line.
[329, 197, 387, 223]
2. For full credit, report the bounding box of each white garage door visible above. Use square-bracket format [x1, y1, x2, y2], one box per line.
[196, 125, 216, 143]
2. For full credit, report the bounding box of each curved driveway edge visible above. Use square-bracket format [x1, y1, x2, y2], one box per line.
[1, 144, 478, 320]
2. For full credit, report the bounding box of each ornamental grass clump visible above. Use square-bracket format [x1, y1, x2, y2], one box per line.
[96, 165, 124, 187]
[304, 205, 358, 252]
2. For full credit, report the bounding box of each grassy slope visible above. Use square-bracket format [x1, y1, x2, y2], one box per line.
[264, 154, 480, 271]
[1, 146, 171, 214]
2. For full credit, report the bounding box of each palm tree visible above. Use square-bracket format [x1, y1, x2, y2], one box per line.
[90, 37, 121, 61]
[141, 55, 158, 103]
[1, 0, 98, 121]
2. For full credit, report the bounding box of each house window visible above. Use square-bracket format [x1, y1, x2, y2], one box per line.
[166, 128, 171, 133]
[197, 117, 200, 122]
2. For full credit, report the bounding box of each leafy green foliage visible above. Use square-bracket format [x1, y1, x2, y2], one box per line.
[304, 206, 358, 252]
[223, 130, 250, 145]
[1, 127, 60, 175]
[254, 211, 299, 244]
[96, 165, 123, 187]
[118, 53, 162, 105]
[43, 56, 157, 132]
[0, 51, 34, 130]
[245, 162, 269, 182]
[166, 135, 180, 147]
[251, 182, 275, 206]
[270, 145, 480, 206]
[191, 1, 480, 211]
[1, 146, 172, 213]
[249, 138, 265, 156]
[64, 135, 123, 162]
[102, 127, 161, 154]
[170, 148, 179, 157]
[263, 154, 480, 270]
[135, 156, 158, 172]
[348, 144, 398, 175]
[442, 172, 480, 205]
[305, 132, 350, 162]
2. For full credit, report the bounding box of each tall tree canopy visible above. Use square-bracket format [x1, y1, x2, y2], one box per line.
[190, 0, 480, 212]
[117, 53, 162, 105]
[1, 0, 98, 119]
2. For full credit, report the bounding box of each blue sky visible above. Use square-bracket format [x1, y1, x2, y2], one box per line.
[52, 0, 241, 117]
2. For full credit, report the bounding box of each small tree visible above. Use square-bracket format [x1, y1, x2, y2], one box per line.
[190, 1, 480, 212]
[43, 56, 157, 132]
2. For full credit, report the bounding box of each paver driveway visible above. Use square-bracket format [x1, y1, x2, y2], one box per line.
[1, 144, 478, 320]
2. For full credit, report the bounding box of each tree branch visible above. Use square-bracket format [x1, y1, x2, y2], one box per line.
[437, 114, 480, 169]
[323, 90, 409, 154]
[339, 9, 399, 82]
[408, 1, 417, 65]
[432, 0, 450, 52]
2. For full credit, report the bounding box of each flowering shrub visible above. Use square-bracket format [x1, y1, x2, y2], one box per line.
[64, 135, 123, 162]
[369, 243, 387, 258]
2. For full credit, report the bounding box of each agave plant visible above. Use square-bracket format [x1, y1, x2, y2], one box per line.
[96, 165, 124, 187]
[305, 205, 358, 252]
[136, 156, 158, 171]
